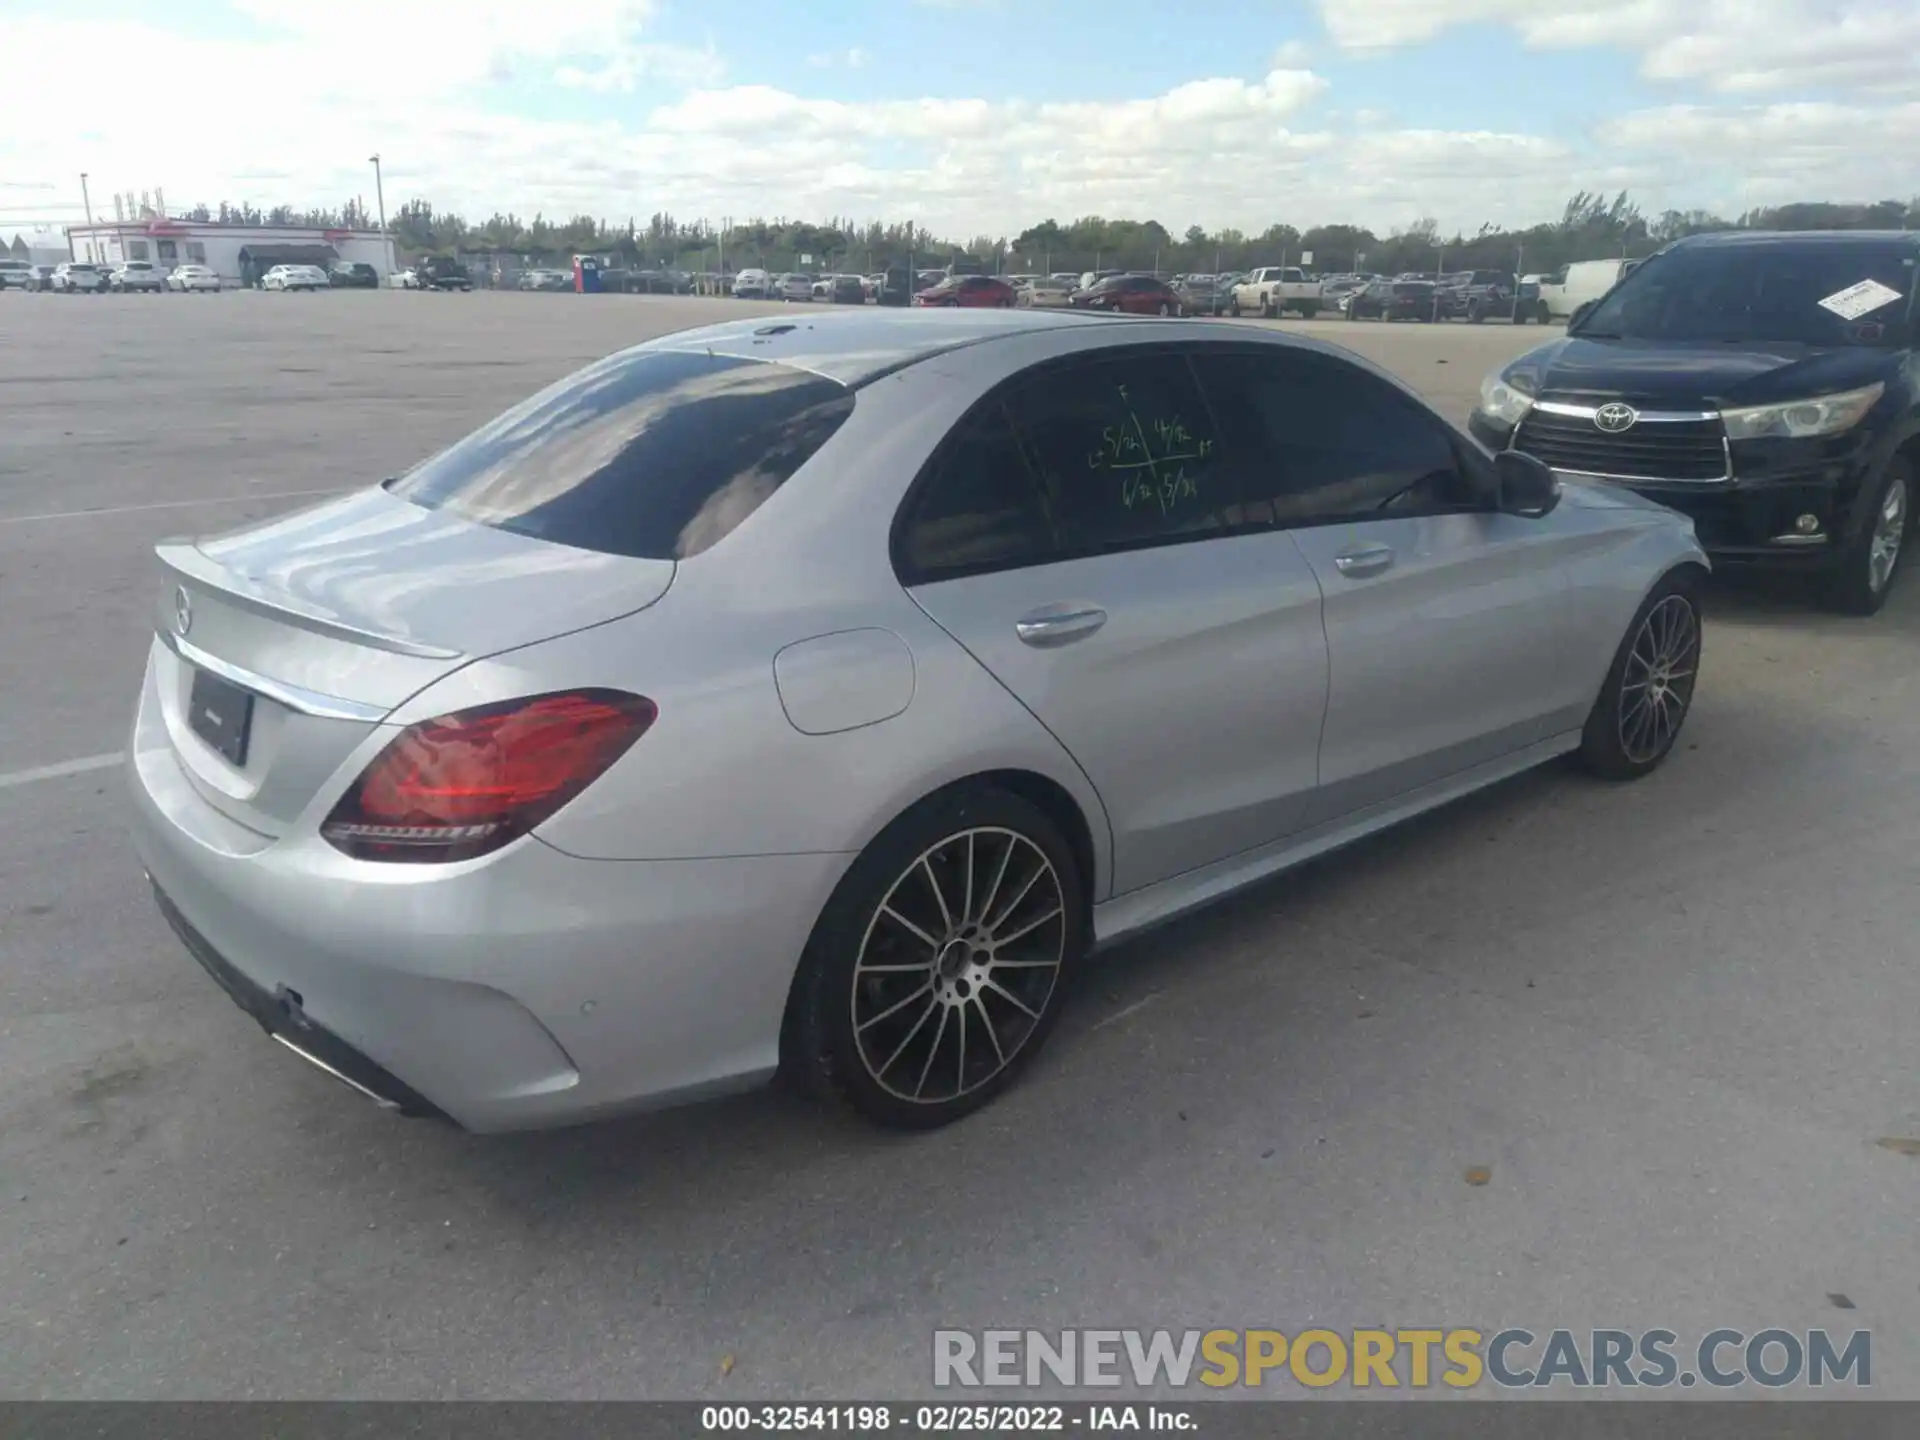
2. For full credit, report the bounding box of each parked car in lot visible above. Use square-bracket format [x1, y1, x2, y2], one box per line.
[1069, 274, 1186, 316]
[1534, 259, 1635, 324]
[51, 261, 106, 293]
[1018, 276, 1075, 308]
[1346, 279, 1440, 321]
[1439, 269, 1515, 323]
[913, 274, 1017, 308]
[24, 264, 58, 291]
[1230, 266, 1321, 318]
[261, 264, 330, 291]
[166, 264, 223, 292]
[413, 256, 474, 292]
[732, 268, 773, 299]
[872, 267, 914, 308]
[1473, 229, 1918, 615]
[328, 262, 380, 289]
[128, 308, 1706, 1135]
[518, 269, 572, 292]
[0, 259, 33, 290]
[389, 268, 421, 289]
[825, 274, 866, 305]
[109, 261, 167, 292]
[777, 273, 816, 302]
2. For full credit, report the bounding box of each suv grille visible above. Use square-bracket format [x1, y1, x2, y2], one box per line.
[1514, 408, 1728, 482]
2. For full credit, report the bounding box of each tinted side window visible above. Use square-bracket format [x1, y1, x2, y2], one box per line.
[898, 402, 1059, 581]
[388, 351, 852, 560]
[1007, 353, 1236, 551]
[1193, 350, 1472, 525]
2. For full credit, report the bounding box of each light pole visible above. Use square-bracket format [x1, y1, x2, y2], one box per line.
[368, 153, 391, 276]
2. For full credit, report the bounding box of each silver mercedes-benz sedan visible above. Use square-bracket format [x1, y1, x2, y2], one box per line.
[129, 310, 1708, 1132]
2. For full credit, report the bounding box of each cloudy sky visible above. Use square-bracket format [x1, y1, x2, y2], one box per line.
[2, 0, 1916, 238]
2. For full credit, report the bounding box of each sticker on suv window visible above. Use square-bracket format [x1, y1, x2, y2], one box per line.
[1817, 278, 1904, 321]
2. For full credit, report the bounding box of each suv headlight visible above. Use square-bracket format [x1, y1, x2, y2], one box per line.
[1478, 370, 1535, 426]
[1721, 382, 1885, 440]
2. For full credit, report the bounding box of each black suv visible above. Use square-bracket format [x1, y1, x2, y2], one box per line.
[414, 256, 473, 291]
[328, 261, 379, 288]
[1441, 269, 1515, 323]
[1469, 231, 1918, 614]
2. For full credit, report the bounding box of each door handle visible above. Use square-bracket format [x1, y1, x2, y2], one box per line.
[1332, 542, 1396, 578]
[1015, 606, 1108, 648]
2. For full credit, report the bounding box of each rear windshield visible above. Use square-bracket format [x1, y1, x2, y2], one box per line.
[1577, 242, 1917, 346]
[387, 350, 854, 560]
[1393, 283, 1433, 296]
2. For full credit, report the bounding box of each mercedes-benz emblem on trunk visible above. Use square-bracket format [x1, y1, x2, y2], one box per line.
[172, 585, 193, 637]
[1594, 402, 1639, 433]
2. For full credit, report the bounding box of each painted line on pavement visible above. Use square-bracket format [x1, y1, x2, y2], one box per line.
[0, 752, 126, 790]
[0, 488, 342, 526]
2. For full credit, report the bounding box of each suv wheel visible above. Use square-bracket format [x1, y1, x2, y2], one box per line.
[1824, 457, 1911, 616]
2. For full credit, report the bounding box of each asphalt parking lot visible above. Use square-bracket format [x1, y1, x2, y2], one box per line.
[3, 292, 1917, 1400]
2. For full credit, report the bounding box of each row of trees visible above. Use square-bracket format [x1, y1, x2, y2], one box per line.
[170, 192, 1918, 276]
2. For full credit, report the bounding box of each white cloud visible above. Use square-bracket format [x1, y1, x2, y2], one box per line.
[1272, 39, 1313, 66]
[806, 47, 869, 69]
[1319, 0, 1920, 96]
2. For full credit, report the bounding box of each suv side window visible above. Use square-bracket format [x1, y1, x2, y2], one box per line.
[1192, 349, 1477, 526]
[1006, 352, 1235, 553]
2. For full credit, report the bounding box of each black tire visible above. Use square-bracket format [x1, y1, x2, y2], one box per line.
[785, 785, 1086, 1130]
[1228, 298, 1241, 317]
[1822, 456, 1912, 616]
[1299, 302, 1319, 318]
[1261, 297, 1275, 319]
[1536, 301, 1552, 324]
[1468, 302, 1486, 324]
[1576, 568, 1704, 781]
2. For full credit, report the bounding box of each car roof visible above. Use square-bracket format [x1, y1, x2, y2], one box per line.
[644, 308, 1129, 385]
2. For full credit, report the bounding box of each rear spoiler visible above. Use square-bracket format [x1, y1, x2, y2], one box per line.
[155, 541, 464, 661]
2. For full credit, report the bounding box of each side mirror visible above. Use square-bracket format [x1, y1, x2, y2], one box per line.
[1569, 300, 1597, 329]
[1494, 451, 1560, 518]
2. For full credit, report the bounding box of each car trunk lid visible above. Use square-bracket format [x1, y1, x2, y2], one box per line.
[150, 486, 675, 834]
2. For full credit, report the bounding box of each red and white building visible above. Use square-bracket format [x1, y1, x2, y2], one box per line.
[63, 219, 395, 286]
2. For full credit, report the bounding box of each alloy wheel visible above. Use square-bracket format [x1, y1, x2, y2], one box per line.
[1618, 594, 1699, 764]
[851, 827, 1066, 1105]
[1868, 475, 1908, 595]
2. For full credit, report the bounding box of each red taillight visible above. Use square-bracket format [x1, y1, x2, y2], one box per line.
[322, 689, 657, 863]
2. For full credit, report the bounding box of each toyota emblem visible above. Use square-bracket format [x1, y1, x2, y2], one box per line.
[172, 585, 193, 637]
[1593, 402, 1639, 433]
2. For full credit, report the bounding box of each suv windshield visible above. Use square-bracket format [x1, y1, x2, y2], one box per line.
[1576, 241, 1916, 346]
[388, 350, 854, 560]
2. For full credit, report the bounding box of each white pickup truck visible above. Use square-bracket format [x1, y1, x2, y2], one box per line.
[1229, 266, 1322, 318]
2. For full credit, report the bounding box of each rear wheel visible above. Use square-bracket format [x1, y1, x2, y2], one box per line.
[787, 786, 1084, 1129]
[1823, 457, 1911, 616]
[1576, 569, 1703, 780]
[1261, 297, 1275, 319]
[1299, 302, 1319, 318]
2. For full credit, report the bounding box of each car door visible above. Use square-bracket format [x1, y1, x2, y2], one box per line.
[898, 347, 1330, 898]
[1192, 346, 1578, 819]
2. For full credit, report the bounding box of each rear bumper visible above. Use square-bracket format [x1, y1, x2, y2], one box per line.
[127, 659, 851, 1132]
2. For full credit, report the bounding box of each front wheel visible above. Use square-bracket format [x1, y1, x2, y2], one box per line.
[1576, 570, 1703, 781]
[1228, 299, 1241, 317]
[786, 786, 1085, 1129]
[1823, 458, 1911, 616]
